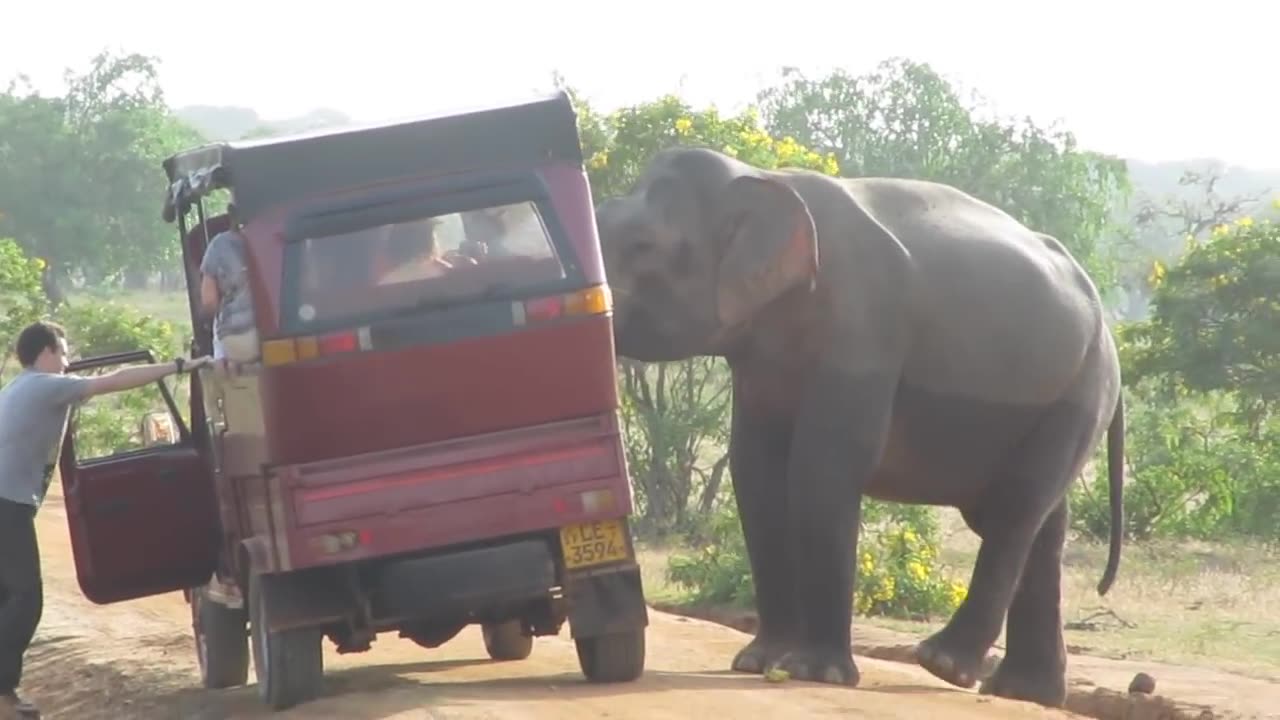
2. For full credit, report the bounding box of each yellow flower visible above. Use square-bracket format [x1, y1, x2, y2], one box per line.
[906, 560, 928, 582]
[33, 257, 46, 270]
[588, 152, 609, 170]
[876, 576, 896, 602]
[674, 117, 693, 135]
[1211, 223, 1230, 237]
[859, 552, 875, 575]
[1272, 197, 1280, 210]
[901, 528, 918, 544]
[1148, 259, 1166, 288]
[948, 581, 968, 607]
[1236, 216, 1254, 227]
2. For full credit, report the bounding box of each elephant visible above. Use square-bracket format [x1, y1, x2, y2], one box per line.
[593, 146, 1125, 709]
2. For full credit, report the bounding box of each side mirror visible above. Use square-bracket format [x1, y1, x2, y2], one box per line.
[141, 411, 177, 447]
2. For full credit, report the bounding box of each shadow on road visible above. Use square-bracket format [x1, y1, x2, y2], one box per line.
[21, 636, 791, 720]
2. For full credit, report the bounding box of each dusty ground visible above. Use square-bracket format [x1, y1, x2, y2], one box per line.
[19, 488, 1276, 719]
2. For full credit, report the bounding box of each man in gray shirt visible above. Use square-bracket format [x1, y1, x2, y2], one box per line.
[0, 321, 211, 719]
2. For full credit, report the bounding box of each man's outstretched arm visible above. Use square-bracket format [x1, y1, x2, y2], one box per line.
[80, 357, 214, 400]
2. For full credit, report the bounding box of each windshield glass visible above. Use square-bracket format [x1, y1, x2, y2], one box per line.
[288, 200, 568, 330]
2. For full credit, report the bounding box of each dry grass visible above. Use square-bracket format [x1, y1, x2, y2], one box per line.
[639, 507, 1280, 680]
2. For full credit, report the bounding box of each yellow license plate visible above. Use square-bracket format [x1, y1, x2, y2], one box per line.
[559, 519, 630, 569]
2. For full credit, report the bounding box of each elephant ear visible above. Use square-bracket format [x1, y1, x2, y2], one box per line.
[714, 175, 819, 329]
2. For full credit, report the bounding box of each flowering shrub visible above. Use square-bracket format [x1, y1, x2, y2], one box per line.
[667, 500, 967, 620]
[855, 524, 967, 618]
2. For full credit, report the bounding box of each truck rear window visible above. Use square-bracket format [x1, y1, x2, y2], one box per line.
[288, 201, 568, 330]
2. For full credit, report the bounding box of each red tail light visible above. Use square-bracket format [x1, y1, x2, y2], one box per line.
[318, 330, 358, 355]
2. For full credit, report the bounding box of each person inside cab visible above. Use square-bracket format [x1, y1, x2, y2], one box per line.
[376, 218, 454, 285]
[460, 202, 545, 259]
[199, 202, 259, 369]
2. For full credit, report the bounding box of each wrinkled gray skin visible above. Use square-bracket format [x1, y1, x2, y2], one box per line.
[595, 147, 1125, 708]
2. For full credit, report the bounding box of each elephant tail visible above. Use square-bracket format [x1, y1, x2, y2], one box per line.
[1096, 392, 1125, 596]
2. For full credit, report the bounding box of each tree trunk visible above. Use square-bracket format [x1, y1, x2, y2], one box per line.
[40, 264, 67, 307]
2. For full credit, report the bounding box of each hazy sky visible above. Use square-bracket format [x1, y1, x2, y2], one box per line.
[3, 1, 1274, 168]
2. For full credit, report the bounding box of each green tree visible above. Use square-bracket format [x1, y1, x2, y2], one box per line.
[757, 58, 1130, 290]
[0, 51, 204, 300]
[0, 238, 49, 381]
[1075, 209, 1280, 541]
[1126, 214, 1280, 435]
[1116, 167, 1272, 319]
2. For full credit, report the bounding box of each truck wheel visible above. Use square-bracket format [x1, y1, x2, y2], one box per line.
[191, 587, 249, 689]
[249, 576, 324, 710]
[575, 628, 645, 683]
[481, 620, 533, 661]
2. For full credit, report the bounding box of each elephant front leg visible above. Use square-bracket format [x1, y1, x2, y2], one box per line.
[768, 368, 900, 687]
[727, 398, 800, 674]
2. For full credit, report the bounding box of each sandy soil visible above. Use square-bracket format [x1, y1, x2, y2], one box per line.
[19, 489, 1272, 719]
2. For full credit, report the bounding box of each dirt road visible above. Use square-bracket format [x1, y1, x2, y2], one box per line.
[10, 490, 1160, 718]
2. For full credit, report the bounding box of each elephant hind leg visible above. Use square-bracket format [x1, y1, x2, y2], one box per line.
[979, 499, 1069, 707]
[916, 398, 1096, 697]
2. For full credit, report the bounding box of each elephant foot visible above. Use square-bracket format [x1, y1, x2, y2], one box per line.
[769, 647, 861, 686]
[914, 632, 989, 689]
[731, 636, 789, 674]
[979, 659, 1068, 708]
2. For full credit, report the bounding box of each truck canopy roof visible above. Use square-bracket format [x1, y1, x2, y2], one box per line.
[161, 90, 584, 223]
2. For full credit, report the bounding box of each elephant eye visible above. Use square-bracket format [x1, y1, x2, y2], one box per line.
[669, 238, 693, 270]
[624, 237, 656, 260]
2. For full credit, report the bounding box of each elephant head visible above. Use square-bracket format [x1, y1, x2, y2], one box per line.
[594, 148, 820, 362]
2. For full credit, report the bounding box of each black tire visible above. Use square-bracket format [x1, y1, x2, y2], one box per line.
[192, 587, 250, 689]
[481, 620, 533, 661]
[575, 628, 645, 683]
[248, 576, 325, 710]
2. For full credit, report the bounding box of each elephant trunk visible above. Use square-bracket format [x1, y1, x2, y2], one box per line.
[1096, 393, 1125, 596]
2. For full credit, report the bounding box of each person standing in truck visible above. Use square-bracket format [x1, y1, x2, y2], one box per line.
[200, 203, 260, 368]
[0, 321, 212, 719]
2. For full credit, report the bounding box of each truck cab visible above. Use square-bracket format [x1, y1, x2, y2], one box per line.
[57, 91, 648, 711]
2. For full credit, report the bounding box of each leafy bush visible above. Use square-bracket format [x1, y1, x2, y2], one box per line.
[1073, 214, 1280, 542]
[0, 237, 48, 377]
[1072, 382, 1280, 542]
[57, 301, 186, 459]
[667, 499, 967, 620]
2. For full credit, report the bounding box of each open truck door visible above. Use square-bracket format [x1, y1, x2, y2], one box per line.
[57, 350, 220, 604]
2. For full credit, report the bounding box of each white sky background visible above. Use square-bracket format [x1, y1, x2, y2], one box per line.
[2, 0, 1274, 168]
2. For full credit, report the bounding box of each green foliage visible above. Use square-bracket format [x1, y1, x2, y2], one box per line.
[57, 300, 185, 460]
[1075, 213, 1280, 542]
[757, 58, 1130, 290]
[568, 90, 839, 202]
[57, 300, 182, 359]
[618, 358, 732, 535]
[667, 500, 966, 619]
[0, 238, 48, 365]
[1124, 217, 1280, 429]
[665, 501, 756, 606]
[1073, 382, 1280, 541]
[0, 51, 204, 297]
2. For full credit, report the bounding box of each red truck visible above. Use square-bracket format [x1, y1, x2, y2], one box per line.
[56, 91, 648, 711]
